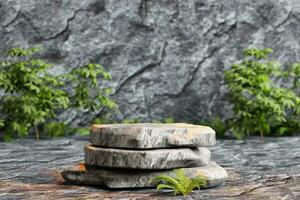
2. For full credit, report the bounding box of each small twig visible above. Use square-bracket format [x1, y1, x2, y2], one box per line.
[34, 125, 40, 141]
[260, 129, 264, 143]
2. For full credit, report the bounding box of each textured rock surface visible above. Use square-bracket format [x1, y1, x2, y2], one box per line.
[0, 137, 299, 199]
[84, 144, 211, 169]
[90, 123, 216, 148]
[61, 161, 227, 188]
[1, 0, 300, 123]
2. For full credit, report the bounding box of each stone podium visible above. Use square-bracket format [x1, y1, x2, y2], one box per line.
[61, 123, 228, 188]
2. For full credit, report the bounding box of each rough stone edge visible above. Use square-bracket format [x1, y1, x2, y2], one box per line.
[84, 144, 211, 169]
[90, 123, 216, 149]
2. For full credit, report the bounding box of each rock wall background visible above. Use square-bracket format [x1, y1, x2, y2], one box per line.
[1, 0, 300, 124]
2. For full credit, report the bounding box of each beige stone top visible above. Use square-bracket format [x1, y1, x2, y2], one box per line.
[90, 123, 216, 149]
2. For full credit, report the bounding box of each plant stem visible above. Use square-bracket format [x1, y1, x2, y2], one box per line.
[260, 129, 264, 143]
[34, 125, 40, 141]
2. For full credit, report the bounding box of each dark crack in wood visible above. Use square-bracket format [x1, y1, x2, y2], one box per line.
[233, 184, 264, 197]
[229, 175, 295, 198]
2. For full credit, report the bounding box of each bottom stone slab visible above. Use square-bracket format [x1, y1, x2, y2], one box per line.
[61, 162, 228, 188]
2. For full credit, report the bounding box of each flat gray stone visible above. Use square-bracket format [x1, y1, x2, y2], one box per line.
[90, 123, 216, 149]
[61, 161, 228, 189]
[84, 144, 211, 169]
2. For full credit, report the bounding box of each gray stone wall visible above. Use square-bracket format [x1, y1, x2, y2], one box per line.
[1, 0, 300, 123]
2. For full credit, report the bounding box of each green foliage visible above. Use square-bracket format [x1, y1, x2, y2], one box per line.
[162, 117, 175, 123]
[289, 63, 300, 89]
[122, 118, 141, 124]
[151, 168, 207, 196]
[92, 117, 114, 125]
[0, 47, 116, 141]
[43, 122, 70, 137]
[152, 117, 175, 124]
[90, 116, 174, 126]
[121, 117, 174, 124]
[201, 117, 228, 138]
[0, 119, 4, 128]
[272, 63, 300, 136]
[68, 63, 117, 111]
[74, 127, 90, 136]
[225, 48, 300, 139]
[0, 47, 68, 141]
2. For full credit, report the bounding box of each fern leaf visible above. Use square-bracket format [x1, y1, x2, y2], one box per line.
[175, 169, 194, 194]
[150, 174, 179, 187]
[174, 168, 186, 182]
[174, 168, 192, 195]
[156, 184, 176, 192]
[191, 175, 207, 190]
[151, 169, 208, 196]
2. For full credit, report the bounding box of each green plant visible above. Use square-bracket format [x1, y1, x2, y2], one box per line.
[122, 118, 141, 124]
[163, 117, 175, 123]
[152, 117, 175, 124]
[0, 47, 68, 141]
[67, 63, 116, 111]
[0, 47, 116, 141]
[43, 122, 71, 137]
[225, 48, 300, 139]
[74, 127, 90, 136]
[273, 63, 300, 136]
[150, 168, 207, 196]
[201, 117, 228, 138]
[290, 63, 300, 89]
[92, 117, 115, 124]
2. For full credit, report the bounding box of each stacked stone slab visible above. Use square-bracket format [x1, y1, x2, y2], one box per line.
[61, 123, 228, 188]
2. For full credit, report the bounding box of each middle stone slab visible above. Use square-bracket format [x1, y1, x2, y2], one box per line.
[84, 144, 211, 169]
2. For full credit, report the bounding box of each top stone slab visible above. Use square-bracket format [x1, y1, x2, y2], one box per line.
[90, 123, 216, 149]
